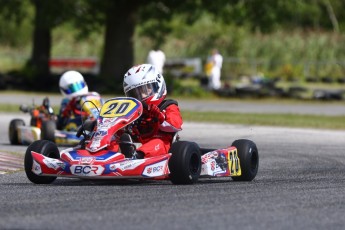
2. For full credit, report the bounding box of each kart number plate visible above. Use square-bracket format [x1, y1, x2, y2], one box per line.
[100, 99, 138, 118]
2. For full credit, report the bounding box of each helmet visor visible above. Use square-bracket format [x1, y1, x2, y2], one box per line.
[60, 81, 86, 95]
[126, 82, 159, 101]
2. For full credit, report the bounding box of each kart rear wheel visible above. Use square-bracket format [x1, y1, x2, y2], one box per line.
[41, 120, 56, 142]
[231, 139, 259, 181]
[9, 119, 25, 145]
[24, 140, 60, 184]
[168, 141, 201, 184]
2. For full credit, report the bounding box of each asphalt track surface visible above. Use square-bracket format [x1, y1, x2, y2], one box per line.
[0, 94, 345, 229]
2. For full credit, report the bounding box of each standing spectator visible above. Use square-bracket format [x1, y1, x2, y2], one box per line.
[207, 48, 223, 90]
[147, 46, 166, 74]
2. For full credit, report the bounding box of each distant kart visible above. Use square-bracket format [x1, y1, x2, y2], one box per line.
[9, 95, 102, 146]
[24, 97, 259, 185]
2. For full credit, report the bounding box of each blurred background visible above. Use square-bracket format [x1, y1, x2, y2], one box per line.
[1, 0, 345, 100]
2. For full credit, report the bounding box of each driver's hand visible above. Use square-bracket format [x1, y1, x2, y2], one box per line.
[148, 104, 165, 124]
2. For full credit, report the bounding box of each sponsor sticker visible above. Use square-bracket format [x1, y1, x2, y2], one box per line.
[70, 165, 105, 176]
[98, 118, 117, 129]
[109, 159, 145, 171]
[32, 160, 42, 175]
[43, 158, 64, 170]
[79, 157, 95, 165]
[94, 130, 108, 137]
[142, 160, 167, 177]
[90, 139, 101, 149]
[201, 150, 230, 176]
[201, 151, 218, 164]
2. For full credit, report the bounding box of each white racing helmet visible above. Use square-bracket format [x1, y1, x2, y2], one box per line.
[59, 70, 88, 99]
[123, 64, 167, 106]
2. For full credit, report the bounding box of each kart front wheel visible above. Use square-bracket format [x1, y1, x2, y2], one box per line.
[24, 140, 60, 184]
[168, 141, 201, 184]
[41, 120, 56, 142]
[9, 119, 25, 145]
[231, 139, 259, 181]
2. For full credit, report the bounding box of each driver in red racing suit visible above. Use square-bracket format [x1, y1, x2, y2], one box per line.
[119, 64, 183, 159]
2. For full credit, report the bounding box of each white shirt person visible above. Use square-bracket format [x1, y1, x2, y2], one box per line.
[208, 49, 223, 90]
[147, 48, 166, 74]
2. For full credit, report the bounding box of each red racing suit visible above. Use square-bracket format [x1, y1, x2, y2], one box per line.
[132, 99, 183, 158]
[59, 92, 101, 118]
[57, 92, 101, 130]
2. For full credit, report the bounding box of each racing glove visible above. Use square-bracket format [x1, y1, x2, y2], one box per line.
[148, 104, 165, 124]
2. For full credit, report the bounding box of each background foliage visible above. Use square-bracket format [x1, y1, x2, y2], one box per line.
[1, 0, 345, 93]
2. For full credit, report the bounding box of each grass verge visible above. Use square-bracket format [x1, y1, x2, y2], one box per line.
[1, 103, 344, 130]
[181, 111, 345, 130]
[0, 104, 60, 113]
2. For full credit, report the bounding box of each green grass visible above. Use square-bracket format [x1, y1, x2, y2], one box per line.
[2, 103, 343, 130]
[0, 104, 60, 113]
[0, 104, 24, 112]
[182, 111, 345, 130]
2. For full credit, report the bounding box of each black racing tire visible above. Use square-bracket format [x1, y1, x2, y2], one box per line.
[24, 140, 60, 184]
[168, 141, 201, 184]
[231, 139, 259, 181]
[41, 120, 56, 142]
[9, 119, 25, 145]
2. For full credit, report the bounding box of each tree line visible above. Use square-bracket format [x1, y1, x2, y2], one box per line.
[0, 0, 344, 93]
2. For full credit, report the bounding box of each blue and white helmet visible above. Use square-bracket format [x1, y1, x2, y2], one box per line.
[123, 64, 166, 106]
[59, 70, 88, 99]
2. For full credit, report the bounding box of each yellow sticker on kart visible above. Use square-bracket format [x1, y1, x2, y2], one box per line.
[228, 148, 241, 176]
[100, 98, 138, 118]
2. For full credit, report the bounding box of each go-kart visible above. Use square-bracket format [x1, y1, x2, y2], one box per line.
[24, 97, 259, 185]
[9, 95, 102, 146]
